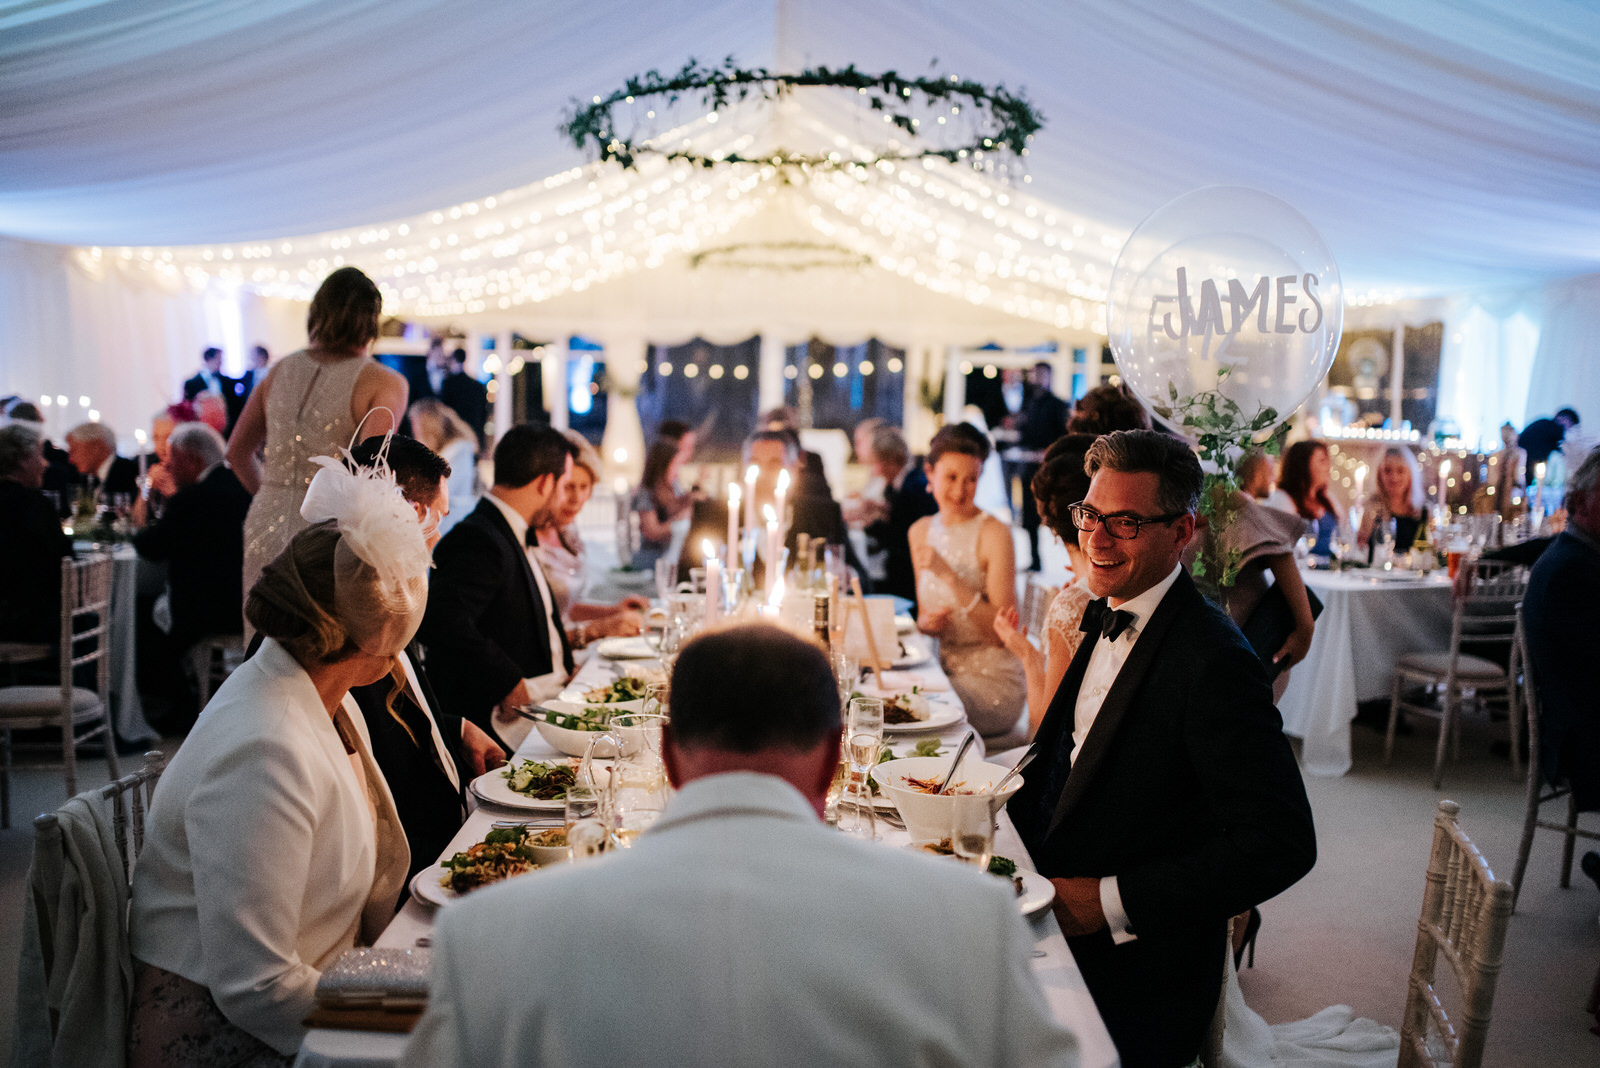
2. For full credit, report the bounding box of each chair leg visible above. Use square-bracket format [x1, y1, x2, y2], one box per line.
[1386, 674, 1403, 764]
[1507, 684, 1523, 781]
[1, 726, 10, 831]
[1433, 686, 1453, 789]
[62, 711, 76, 799]
[1512, 792, 1542, 912]
[1562, 793, 1579, 889]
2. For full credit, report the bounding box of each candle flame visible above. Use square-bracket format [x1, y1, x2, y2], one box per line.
[728, 482, 741, 502]
[1439, 460, 1451, 479]
[701, 538, 716, 560]
[613, 476, 628, 494]
[763, 504, 777, 524]
[612, 447, 627, 464]
[745, 464, 758, 485]
[775, 469, 791, 495]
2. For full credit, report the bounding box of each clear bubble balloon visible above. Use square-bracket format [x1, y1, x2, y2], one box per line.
[1107, 186, 1343, 430]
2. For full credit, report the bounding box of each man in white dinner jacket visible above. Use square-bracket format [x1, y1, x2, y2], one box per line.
[402, 624, 1082, 1068]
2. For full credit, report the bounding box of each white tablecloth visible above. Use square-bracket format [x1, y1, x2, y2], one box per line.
[295, 644, 1117, 1068]
[79, 544, 158, 745]
[1278, 568, 1455, 776]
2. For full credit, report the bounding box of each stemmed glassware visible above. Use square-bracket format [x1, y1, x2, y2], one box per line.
[830, 651, 859, 713]
[837, 696, 884, 840]
[951, 794, 996, 870]
[564, 784, 606, 862]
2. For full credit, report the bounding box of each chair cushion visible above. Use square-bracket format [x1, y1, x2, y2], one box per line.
[0, 686, 107, 723]
[1394, 652, 1505, 679]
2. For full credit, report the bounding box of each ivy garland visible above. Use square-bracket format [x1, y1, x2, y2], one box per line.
[688, 241, 872, 271]
[562, 56, 1043, 171]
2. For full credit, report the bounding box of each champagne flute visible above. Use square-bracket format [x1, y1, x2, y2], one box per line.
[830, 651, 859, 712]
[840, 697, 885, 841]
[951, 794, 995, 870]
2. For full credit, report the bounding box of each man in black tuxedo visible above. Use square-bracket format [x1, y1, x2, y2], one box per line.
[64, 420, 139, 502]
[439, 348, 489, 446]
[862, 425, 937, 609]
[0, 424, 72, 644]
[182, 346, 236, 403]
[1015, 362, 1071, 570]
[344, 435, 506, 880]
[418, 424, 576, 751]
[1008, 430, 1316, 1068]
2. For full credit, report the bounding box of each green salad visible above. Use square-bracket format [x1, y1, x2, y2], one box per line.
[501, 759, 578, 799]
[577, 676, 650, 705]
[544, 706, 613, 732]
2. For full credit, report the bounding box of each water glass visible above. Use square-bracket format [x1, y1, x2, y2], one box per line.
[642, 682, 670, 721]
[951, 794, 996, 870]
[564, 785, 605, 861]
[654, 557, 677, 602]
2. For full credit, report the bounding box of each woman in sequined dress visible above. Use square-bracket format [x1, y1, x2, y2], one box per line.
[227, 268, 408, 621]
[910, 423, 1026, 740]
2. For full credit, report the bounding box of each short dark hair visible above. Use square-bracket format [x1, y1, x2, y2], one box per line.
[349, 436, 450, 504]
[492, 423, 575, 489]
[450, 348, 467, 368]
[1557, 407, 1581, 426]
[927, 422, 991, 466]
[669, 625, 840, 752]
[202, 347, 222, 364]
[1032, 433, 1098, 540]
[656, 419, 692, 444]
[5, 400, 43, 423]
[306, 267, 382, 352]
[743, 429, 798, 465]
[1083, 430, 1202, 515]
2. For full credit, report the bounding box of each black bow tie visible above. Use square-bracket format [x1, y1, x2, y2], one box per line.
[1080, 598, 1135, 643]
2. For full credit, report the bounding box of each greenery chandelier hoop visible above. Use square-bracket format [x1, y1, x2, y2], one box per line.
[562, 57, 1043, 172]
[689, 240, 872, 271]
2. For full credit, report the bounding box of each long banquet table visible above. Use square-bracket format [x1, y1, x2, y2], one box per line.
[1277, 567, 1456, 776]
[295, 639, 1118, 1068]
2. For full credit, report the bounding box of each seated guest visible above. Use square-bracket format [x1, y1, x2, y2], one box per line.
[407, 398, 478, 535]
[1525, 447, 1600, 816]
[132, 424, 250, 659]
[127, 482, 426, 1064]
[131, 405, 183, 526]
[841, 417, 888, 527]
[759, 405, 832, 498]
[630, 436, 698, 573]
[401, 624, 1083, 1068]
[745, 429, 862, 585]
[64, 420, 139, 503]
[342, 436, 505, 882]
[1066, 383, 1151, 436]
[910, 423, 1025, 740]
[1356, 446, 1424, 553]
[417, 424, 576, 751]
[861, 425, 937, 608]
[1237, 449, 1274, 500]
[0, 424, 71, 643]
[994, 434, 1098, 740]
[533, 430, 647, 647]
[1008, 430, 1315, 1067]
[1266, 439, 1345, 558]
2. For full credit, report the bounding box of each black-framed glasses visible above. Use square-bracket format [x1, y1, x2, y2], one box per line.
[1068, 502, 1184, 540]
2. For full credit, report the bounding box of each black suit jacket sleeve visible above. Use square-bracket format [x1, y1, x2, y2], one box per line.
[416, 521, 525, 710]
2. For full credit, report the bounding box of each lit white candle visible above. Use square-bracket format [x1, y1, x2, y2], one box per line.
[744, 464, 758, 531]
[775, 467, 791, 518]
[1437, 459, 1451, 503]
[763, 503, 780, 600]
[1354, 464, 1368, 503]
[1534, 461, 1547, 517]
[727, 482, 741, 560]
[702, 539, 721, 626]
[134, 428, 148, 487]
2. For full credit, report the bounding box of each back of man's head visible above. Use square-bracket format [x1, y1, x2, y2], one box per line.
[450, 348, 467, 369]
[870, 425, 910, 471]
[669, 625, 839, 755]
[349, 435, 450, 505]
[493, 423, 575, 489]
[168, 422, 225, 470]
[1557, 407, 1581, 428]
[1565, 446, 1600, 537]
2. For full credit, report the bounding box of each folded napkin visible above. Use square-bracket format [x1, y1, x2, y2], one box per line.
[864, 670, 949, 693]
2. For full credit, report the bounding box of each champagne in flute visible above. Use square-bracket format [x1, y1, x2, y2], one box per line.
[951, 794, 995, 870]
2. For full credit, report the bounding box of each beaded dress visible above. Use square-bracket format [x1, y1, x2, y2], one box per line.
[917, 512, 1026, 738]
[240, 352, 369, 615]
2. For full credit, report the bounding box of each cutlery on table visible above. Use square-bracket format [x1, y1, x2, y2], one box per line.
[936, 731, 977, 795]
[987, 745, 1039, 796]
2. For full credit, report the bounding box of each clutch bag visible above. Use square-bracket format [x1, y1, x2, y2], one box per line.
[1240, 583, 1324, 681]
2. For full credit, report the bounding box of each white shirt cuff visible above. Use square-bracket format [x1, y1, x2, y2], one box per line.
[524, 672, 567, 704]
[1100, 876, 1138, 944]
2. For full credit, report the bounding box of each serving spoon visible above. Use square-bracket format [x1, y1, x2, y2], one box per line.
[986, 745, 1039, 796]
[936, 731, 978, 795]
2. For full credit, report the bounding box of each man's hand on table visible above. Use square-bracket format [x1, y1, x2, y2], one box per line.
[1049, 877, 1107, 937]
[460, 720, 506, 776]
[495, 680, 532, 727]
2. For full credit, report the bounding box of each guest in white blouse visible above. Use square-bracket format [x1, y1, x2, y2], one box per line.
[126, 459, 429, 1065]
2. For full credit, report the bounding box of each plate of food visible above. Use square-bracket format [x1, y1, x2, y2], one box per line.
[895, 614, 916, 636]
[892, 635, 932, 668]
[879, 691, 962, 734]
[411, 824, 547, 908]
[906, 842, 1056, 917]
[557, 675, 651, 711]
[595, 636, 657, 660]
[469, 759, 579, 811]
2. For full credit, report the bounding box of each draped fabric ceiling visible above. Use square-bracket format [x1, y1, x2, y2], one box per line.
[3, 0, 1599, 443]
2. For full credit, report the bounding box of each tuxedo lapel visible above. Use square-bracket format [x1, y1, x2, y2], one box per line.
[1046, 572, 1194, 837]
[473, 499, 542, 614]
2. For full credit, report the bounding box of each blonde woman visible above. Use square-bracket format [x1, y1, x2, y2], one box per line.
[1356, 446, 1424, 552]
[408, 398, 478, 535]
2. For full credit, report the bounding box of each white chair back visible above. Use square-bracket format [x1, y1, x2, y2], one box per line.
[1021, 576, 1058, 644]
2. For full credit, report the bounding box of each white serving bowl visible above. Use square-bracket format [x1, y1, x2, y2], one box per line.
[556, 687, 646, 716]
[523, 826, 570, 866]
[873, 756, 1022, 842]
[533, 706, 612, 757]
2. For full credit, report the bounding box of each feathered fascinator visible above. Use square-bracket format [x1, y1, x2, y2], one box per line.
[300, 438, 430, 656]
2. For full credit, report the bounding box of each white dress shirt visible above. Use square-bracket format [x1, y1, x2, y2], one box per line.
[482, 492, 567, 704]
[1071, 562, 1184, 944]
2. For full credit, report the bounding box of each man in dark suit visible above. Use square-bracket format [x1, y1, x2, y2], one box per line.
[439, 348, 490, 446]
[743, 429, 865, 587]
[1008, 430, 1316, 1068]
[1525, 446, 1600, 820]
[1014, 362, 1071, 570]
[0, 424, 72, 644]
[182, 346, 236, 403]
[1519, 407, 1580, 486]
[418, 424, 576, 750]
[862, 425, 937, 609]
[344, 435, 506, 880]
[64, 420, 139, 502]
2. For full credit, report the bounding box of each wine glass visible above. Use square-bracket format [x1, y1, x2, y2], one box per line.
[830, 651, 859, 712]
[654, 558, 677, 603]
[951, 794, 995, 870]
[839, 697, 885, 841]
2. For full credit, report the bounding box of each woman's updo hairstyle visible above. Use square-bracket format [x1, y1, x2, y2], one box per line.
[246, 521, 355, 665]
[1031, 433, 1098, 541]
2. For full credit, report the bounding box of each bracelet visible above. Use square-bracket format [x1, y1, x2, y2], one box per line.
[958, 591, 983, 615]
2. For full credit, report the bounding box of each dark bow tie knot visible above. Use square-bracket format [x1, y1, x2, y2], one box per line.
[1079, 598, 1135, 642]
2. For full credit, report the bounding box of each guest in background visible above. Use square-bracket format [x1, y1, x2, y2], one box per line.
[759, 405, 832, 498]
[1067, 382, 1150, 437]
[1012, 361, 1071, 571]
[343, 435, 505, 883]
[64, 420, 139, 503]
[1519, 407, 1580, 485]
[532, 431, 647, 648]
[417, 424, 576, 751]
[744, 429, 861, 586]
[0, 424, 71, 644]
[994, 433, 1097, 741]
[5, 400, 76, 512]
[843, 417, 889, 524]
[438, 347, 489, 447]
[182, 345, 233, 402]
[194, 392, 229, 439]
[911, 423, 1026, 741]
[962, 405, 1017, 525]
[1356, 446, 1424, 553]
[131, 405, 185, 526]
[631, 437, 697, 573]
[862, 425, 937, 609]
[408, 398, 478, 535]
[127, 492, 424, 1064]
[239, 344, 270, 399]
[400, 624, 1083, 1068]
[229, 266, 408, 619]
[1267, 439, 1345, 558]
[1237, 449, 1275, 500]
[1495, 421, 1527, 521]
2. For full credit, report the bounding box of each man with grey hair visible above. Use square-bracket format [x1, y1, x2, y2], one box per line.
[1525, 448, 1600, 872]
[1, 424, 73, 643]
[863, 424, 937, 608]
[64, 420, 139, 502]
[134, 422, 251, 669]
[1008, 429, 1316, 1068]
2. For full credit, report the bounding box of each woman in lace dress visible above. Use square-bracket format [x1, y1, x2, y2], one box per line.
[993, 434, 1098, 740]
[228, 268, 408, 618]
[910, 423, 1025, 740]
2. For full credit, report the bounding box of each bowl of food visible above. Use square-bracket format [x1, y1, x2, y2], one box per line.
[872, 756, 1022, 842]
[523, 825, 570, 866]
[557, 676, 650, 714]
[533, 701, 615, 757]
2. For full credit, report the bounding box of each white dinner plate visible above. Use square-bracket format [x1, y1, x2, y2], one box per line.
[895, 614, 916, 635]
[595, 636, 657, 660]
[881, 702, 963, 734]
[893, 635, 932, 668]
[1015, 868, 1055, 917]
[468, 766, 571, 811]
[409, 867, 461, 910]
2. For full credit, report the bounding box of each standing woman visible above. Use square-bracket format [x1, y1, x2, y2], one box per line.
[228, 267, 408, 615]
[630, 437, 696, 573]
[1266, 439, 1345, 558]
[408, 398, 478, 536]
[1356, 446, 1424, 552]
[910, 423, 1026, 741]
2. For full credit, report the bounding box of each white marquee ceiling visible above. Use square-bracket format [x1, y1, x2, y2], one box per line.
[3, 0, 1599, 306]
